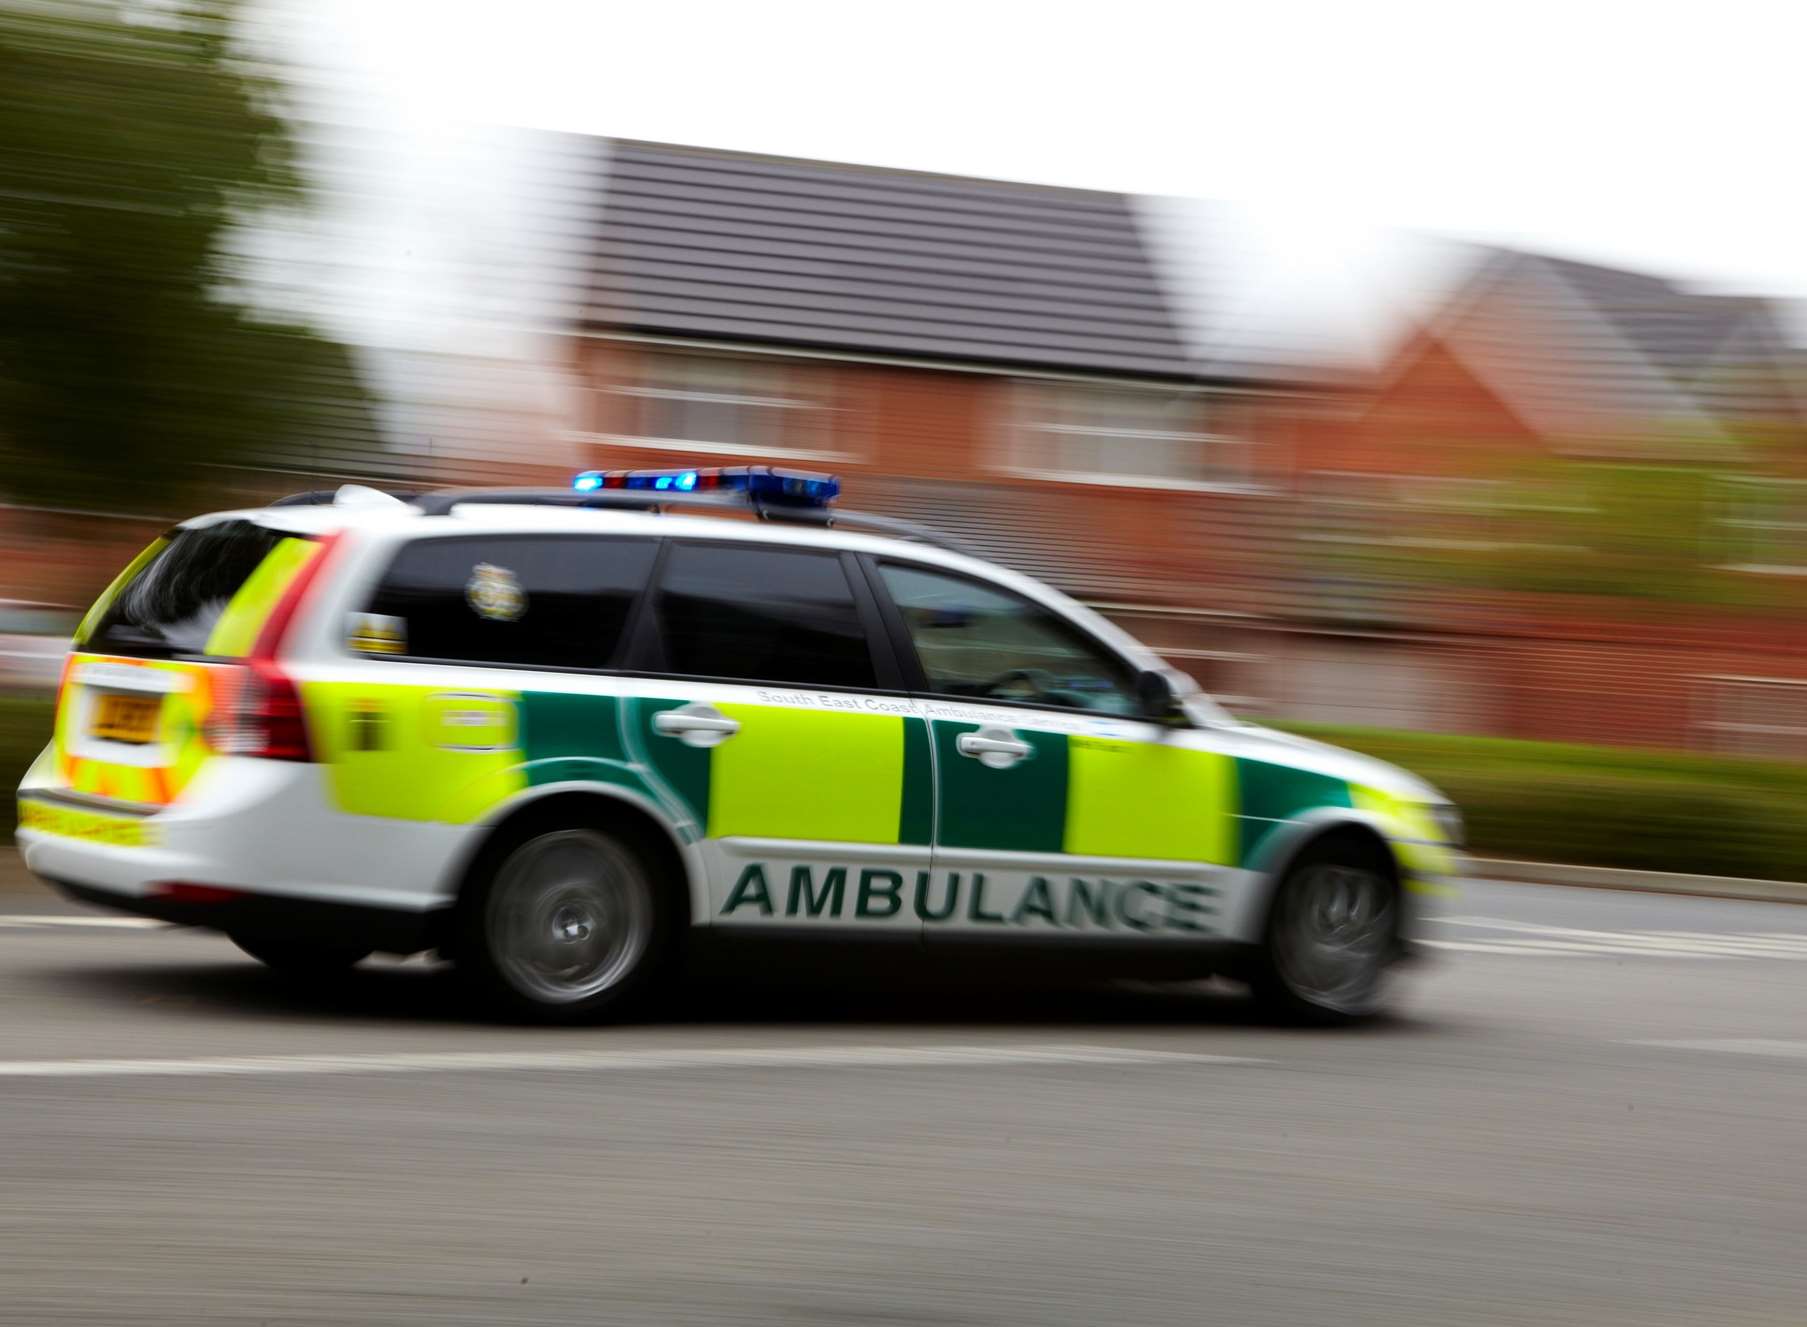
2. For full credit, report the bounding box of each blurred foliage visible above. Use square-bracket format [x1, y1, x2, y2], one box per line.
[1316, 455, 1807, 615]
[1284, 722, 1807, 881]
[0, 0, 377, 511]
[0, 693, 49, 835]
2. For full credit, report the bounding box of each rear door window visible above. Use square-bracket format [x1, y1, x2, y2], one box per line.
[359, 535, 657, 670]
[85, 520, 298, 659]
[650, 542, 878, 689]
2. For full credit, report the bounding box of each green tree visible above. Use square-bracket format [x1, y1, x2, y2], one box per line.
[0, 0, 378, 510]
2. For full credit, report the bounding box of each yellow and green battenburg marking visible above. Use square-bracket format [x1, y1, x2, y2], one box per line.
[302, 690, 936, 845]
[932, 723, 1237, 862]
[305, 689, 689, 829]
[294, 684, 1454, 877]
[52, 653, 219, 805]
[632, 700, 932, 845]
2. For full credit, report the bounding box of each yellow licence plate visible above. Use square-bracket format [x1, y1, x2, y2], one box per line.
[90, 693, 161, 744]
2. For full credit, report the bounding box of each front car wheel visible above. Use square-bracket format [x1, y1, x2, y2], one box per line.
[1250, 835, 1399, 1023]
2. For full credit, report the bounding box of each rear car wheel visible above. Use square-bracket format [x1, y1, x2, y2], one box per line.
[1249, 835, 1398, 1024]
[231, 934, 371, 975]
[458, 825, 668, 1023]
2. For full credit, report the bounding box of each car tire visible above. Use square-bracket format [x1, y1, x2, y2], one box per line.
[1247, 833, 1398, 1025]
[231, 933, 372, 975]
[456, 822, 671, 1024]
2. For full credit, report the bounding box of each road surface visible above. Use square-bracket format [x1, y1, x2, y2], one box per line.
[2, 878, 1805, 1325]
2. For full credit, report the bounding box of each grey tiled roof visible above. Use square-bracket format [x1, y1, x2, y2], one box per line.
[1533, 254, 1778, 382]
[1438, 247, 1801, 438]
[582, 139, 1201, 380]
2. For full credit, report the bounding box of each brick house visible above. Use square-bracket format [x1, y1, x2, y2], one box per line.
[1289, 247, 1807, 753]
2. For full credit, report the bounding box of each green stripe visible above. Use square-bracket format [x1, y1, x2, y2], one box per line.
[634, 698, 710, 833]
[1234, 758, 1351, 868]
[524, 758, 651, 798]
[520, 691, 628, 772]
[932, 721, 1067, 853]
[898, 716, 933, 845]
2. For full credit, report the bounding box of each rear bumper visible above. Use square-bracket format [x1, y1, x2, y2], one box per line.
[17, 754, 473, 929]
[49, 877, 446, 954]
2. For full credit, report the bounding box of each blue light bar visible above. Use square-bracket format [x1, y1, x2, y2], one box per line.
[571, 465, 840, 507]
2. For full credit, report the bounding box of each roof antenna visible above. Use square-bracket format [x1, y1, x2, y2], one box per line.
[334, 484, 409, 510]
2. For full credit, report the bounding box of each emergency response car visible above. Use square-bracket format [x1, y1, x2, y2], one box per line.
[16, 468, 1461, 1022]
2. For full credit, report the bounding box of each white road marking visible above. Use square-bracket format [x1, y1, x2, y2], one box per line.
[1629, 1039, 1807, 1061]
[1646, 931, 1807, 951]
[0, 1043, 1269, 1080]
[1421, 940, 1587, 956]
[1422, 939, 1724, 958]
[0, 915, 165, 930]
[1429, 916, 1807, 960]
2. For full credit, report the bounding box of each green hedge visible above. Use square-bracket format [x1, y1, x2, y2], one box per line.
[0, 695, 52, 835]
[1278, 723, 1807, 882]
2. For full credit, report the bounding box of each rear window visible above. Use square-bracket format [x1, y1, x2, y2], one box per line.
[85, 520, 298, 659]
[359, 535, 657, 670]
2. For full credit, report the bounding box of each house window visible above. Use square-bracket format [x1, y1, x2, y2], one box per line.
[1006, 382, 1248, 487]
[602, 352, 838, 460]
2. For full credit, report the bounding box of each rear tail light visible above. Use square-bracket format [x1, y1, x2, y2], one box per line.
[213, 530, 342, 763]
[218, 657, 314, 762]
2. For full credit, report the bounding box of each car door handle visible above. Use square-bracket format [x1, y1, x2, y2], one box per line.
[652, 705, 740, 748]
[956, 727, 1032, 769]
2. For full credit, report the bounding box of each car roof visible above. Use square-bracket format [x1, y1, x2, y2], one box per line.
[189, 497, 946, 560]
[178, 491, 1173, 679]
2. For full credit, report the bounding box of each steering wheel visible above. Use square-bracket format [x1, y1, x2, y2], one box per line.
[978, 667, 1064, 704]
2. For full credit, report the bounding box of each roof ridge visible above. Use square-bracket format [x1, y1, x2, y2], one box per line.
[605, 137, 1139, 204]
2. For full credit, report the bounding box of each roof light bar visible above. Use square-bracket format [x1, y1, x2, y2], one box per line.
[571, 465, 840, 507]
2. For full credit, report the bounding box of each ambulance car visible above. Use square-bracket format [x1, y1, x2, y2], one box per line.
[16, 468, 1461, 1022]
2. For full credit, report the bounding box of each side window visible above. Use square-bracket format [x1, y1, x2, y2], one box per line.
[653, 543, 877, 689]
[877, 562, 1139, 716]
[359, 535, 657, 669]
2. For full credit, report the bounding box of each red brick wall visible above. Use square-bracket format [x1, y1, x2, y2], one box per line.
[1305, 331, 1545, 481]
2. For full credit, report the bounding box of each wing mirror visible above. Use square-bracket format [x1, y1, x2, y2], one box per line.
[1134, 668, 1188, 724]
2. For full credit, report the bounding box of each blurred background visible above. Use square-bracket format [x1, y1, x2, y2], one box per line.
[3, 0, 1806, 878]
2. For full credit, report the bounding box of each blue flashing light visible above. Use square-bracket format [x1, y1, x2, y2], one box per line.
[567, 465, 840, 507]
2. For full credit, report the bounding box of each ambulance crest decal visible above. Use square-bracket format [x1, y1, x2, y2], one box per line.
[466, 563, 525, 622]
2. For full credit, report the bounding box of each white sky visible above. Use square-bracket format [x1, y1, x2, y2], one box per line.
[263, 0, 1807, 366]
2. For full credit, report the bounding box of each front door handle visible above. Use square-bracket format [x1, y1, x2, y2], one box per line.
[956, 726, 1032, 769]
[652, 704, 740, 749]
